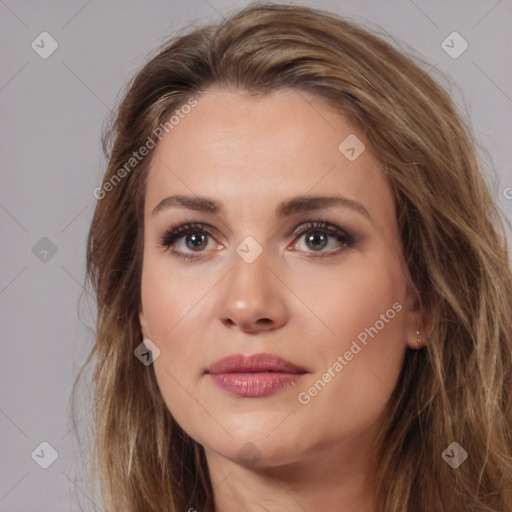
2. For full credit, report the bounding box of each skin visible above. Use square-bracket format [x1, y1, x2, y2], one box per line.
[139, 87, 425, 511]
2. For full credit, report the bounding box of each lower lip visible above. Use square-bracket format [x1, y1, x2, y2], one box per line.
[207, 372, 305, 397]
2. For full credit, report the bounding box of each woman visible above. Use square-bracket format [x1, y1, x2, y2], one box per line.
[74, 3, 512, 511]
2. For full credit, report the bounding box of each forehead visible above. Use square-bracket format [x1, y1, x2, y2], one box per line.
[145, 88, 394, 226]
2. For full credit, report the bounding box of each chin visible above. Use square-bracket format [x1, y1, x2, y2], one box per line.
[202, 431, 304, 468]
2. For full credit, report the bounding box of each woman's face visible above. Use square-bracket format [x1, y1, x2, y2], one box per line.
[139, 88, 422, 470]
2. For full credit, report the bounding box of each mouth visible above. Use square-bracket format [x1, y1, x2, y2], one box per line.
[205, 353, 308, 397]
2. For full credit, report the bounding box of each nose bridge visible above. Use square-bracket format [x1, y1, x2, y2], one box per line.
[230, 238, 274, 304]
[217, 236, 288, 331]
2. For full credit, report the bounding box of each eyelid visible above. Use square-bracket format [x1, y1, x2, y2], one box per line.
[290, 220, 350, 239]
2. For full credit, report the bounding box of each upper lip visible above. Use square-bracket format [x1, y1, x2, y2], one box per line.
[206, 353, 308, 375]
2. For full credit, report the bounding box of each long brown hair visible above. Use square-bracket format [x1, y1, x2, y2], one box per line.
[72, 3, 512, 511]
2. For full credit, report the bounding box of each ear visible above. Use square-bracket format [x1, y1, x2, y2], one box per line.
[138, 306, 151, 340]
[404, 286, 433, 350]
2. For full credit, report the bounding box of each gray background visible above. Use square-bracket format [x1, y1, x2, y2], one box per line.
[1, 1, 511, 510]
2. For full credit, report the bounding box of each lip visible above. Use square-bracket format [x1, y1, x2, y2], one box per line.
[206, 353, 308, 398]
[206, 353, 307, 375]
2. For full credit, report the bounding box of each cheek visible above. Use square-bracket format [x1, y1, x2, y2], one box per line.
[140, 254, 213, 422]
[294, 253, 407, 426]
[335, 258, 407, 374]
[140, 252, 208, 342]
[293, 250, 406, 348]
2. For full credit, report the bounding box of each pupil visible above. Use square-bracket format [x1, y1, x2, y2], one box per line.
[187, 233, 206, 250]
[307, 232, 327, 251]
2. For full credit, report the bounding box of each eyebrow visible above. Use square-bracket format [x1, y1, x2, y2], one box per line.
[152, 194, 372, 223]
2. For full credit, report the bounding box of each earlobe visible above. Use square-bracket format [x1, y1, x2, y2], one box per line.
[406, 309, 435, 349]
[405, 327, 425, 350]
[404, 287, 431, 350]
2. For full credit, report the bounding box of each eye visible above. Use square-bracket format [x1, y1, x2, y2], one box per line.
[158, 219, 355, 261]
[290, 220, 355, 258]
[158, 222, 218, 261]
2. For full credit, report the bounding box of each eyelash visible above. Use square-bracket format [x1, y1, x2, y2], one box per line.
[157, 219, 355, 261]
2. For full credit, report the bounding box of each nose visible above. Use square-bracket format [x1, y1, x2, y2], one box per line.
[217, 247, 288, 333]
